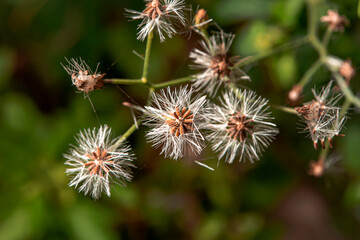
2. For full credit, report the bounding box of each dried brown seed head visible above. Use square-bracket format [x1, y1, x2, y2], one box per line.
[73, 73, 105, 94]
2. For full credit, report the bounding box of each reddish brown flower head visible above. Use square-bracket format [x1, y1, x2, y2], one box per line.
[321, 10, 349, 32]
[165, 106, 194, 137]
[210, 52, 234, 80]
[226, 113, 254, 142]
[339, 59, 355, 83]
[143, 0, 164, 20]
[85, 147, 114, 177]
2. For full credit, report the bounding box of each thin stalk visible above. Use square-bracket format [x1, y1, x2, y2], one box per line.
[201, 28, 211, 47]
[142, 31, 154, 83]
[298, 59, 322, 88]
[322, 28, 332, 48]
[333, 73, 360, 108]
[153, 76, 193, 89]
[272, 105, 298, 115]
[103, 79, 144, 85]
[306, 0, 327, 59]
[111, 120, 142, 150]
[235, 36, 310, 68]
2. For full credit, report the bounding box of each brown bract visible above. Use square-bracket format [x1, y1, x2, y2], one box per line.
[227, 113, 254, 142]
[320, 10, 349, 32]
[72, 71, 105, 94]
[165, 106, 194, 137]
[85, 147, 114, 177]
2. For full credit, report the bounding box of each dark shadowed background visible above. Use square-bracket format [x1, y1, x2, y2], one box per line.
[1, 0, 360, 239]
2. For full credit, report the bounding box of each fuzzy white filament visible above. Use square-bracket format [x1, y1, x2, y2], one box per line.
[189, 31, 250, 96]
[144, 86, 208, 160]
[207, 89, 279, 163]
[126, 0, 186, 42]
[64, 125, 135, 200]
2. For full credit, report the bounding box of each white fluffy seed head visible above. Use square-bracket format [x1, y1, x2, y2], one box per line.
[64, 125, 135, 200]
[189, 31, 250, 96]
[125, 0, 186, 42]
[143, 86, 208, 160]
[207, 89, 279, 163]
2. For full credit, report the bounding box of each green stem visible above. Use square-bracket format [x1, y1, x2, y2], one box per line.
[306, 0, 327, 59]
[153, 76, 193, 89]
[235, 36, 310, 68]
[201, 28, 211, 47]
[111, 120, 142, 150]
[298, 59, 322, 88]
[322, 28, 332, 48]
[333, 73, 360, 108]
[142, 31, 154, 83]
[103, 79, 144, 85]
[272, 105, 298, 115]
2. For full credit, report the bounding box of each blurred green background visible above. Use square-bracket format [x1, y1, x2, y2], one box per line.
[1, 0, 360, 239]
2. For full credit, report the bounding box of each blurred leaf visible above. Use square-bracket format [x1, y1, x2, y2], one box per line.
[272, 0, 304, 28]
[273, 53, 298, 88]
[67, 203, 117, 240]
[196, 214, 225, 240]
[228, 213, 264, 239]
[236, 21, 284, 56]
[215, 0, 276, 23]
[0, 48, 14, 89]
[0, 208, 30, 240]
[343, 124, 360, 173]
[343, 180, 360, 208]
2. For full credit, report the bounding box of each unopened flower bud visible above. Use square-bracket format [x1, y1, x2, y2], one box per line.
[309, 158, 324, 177]
[287, 84, 303, 106]
[321, 10, 349, 32]
[339, 59, 355, 83]
[195, 9, 209, 28]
